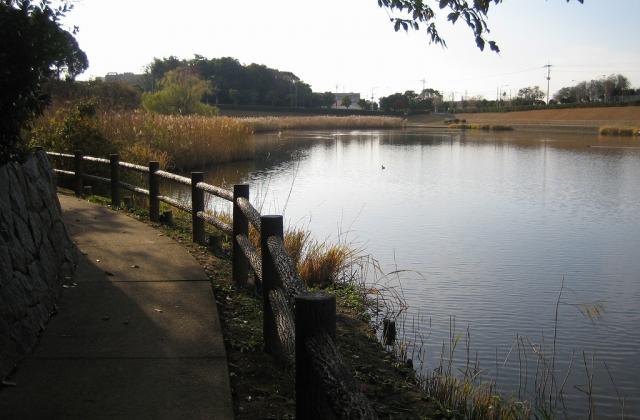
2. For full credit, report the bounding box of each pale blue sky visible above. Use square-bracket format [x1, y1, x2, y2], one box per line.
[65, 0, 640, 101]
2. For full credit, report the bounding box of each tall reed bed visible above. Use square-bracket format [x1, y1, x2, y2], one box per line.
[96, 111, 254, 169]
[242, 115, 404, 132]
[31, 104, 255, 170]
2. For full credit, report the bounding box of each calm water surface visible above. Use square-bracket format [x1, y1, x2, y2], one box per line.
[200, 129, 640, 417]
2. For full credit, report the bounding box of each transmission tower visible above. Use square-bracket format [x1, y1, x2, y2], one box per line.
[544, 63, 553, 104]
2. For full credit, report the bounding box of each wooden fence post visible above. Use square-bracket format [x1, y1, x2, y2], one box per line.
[261, 215, 283, 354]
[74, 150, 83, 197]
[110, 154, 120, 208]
[148, 161, 160, 222]
[295, 292, 336, 420]
[191, 172, 205, 244]
[232, 184, 249, 286]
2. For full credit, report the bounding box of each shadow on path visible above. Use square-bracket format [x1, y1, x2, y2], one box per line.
[0, 194, 233, 420]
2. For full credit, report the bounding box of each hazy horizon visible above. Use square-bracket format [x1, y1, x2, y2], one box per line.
[65, 0, 640, 101]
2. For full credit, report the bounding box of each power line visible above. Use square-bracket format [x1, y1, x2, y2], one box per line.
[456, 66, 542, 82]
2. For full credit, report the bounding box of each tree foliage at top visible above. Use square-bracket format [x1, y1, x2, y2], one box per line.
[377, 0, 583, 52]
[142, 67, 218, 116]
[0, 0, 88, 163]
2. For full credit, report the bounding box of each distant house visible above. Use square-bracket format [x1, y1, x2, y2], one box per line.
[102, 72, 146, 89]
[333, 92, 361, 109]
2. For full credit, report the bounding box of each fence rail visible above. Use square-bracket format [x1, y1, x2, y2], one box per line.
[46, 149, 377, 420]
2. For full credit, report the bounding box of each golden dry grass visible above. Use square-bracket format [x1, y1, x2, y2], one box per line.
[241, 115, 403, 132]
[458, 106, 640, 127]
[96, 111, 254, 169]
[246, 222, 357, 288]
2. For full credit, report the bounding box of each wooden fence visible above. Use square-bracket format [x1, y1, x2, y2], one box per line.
[46, 150, 378, 420]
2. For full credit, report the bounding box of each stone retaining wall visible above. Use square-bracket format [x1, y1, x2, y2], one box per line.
[0, 152, 76, 379]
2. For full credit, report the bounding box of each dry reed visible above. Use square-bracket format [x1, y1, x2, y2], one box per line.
[242, 115, 404, 132]
[95, 111, 254, 169]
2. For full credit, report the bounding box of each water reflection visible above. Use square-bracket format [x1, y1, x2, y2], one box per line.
[194, 129, 639, 418]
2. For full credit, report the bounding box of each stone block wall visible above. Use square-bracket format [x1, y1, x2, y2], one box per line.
[0, 152, 76, 379]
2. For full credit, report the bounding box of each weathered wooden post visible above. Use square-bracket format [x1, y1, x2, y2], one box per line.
[232, 184, 249, 286]
[295, 292, 336, 420]
[383, 318, 396, 346]
[74, 150, 83, 197]
[109, 154, 120, 207]
[261, 215, 283, 354]
[148, 161, 160, 222]
[191, 172, 205, 244]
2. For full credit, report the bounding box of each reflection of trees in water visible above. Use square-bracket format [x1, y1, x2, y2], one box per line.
[190, 129, 636, 193]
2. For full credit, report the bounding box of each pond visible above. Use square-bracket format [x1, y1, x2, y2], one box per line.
[199, 128, 640, 418]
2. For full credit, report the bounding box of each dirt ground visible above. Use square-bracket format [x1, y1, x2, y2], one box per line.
[456, 106, 640, 127]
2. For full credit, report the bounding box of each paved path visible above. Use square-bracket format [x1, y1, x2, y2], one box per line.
[0, 194, 233, 419]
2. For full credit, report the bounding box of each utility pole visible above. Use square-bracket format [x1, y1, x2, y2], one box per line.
[544, 63, 553, 105]
[420, 78, 426, 93]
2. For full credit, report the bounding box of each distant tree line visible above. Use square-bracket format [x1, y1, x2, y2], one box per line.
[378, 89, 442, 112]
[553, 74, 638, 104]
[146, 55, 336, 109]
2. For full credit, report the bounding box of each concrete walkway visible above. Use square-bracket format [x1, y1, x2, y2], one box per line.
[0, 194, 233, 419]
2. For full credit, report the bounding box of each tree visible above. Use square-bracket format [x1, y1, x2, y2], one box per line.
[1, 0, 88, 163]
[341, 96, 352, 109]
[379, 92, 409, 111]
[553, 86, 577, 104]
[228, 89, 241, 105]
[377, 1, 583, 52]
[321, 92, 336, 108]
[553, 74, 634, 104]
[515, 86, 545, 105]
[44, 79, 141, 110]
[142, 67, 218, 115]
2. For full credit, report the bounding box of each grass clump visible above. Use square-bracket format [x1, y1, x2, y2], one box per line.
[242, 115, 403, 132]
[448, 123, 514, 131]
[490, 124, 514, 131]
[599, 126, 639, 136]
[247, 223, 358, 289]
